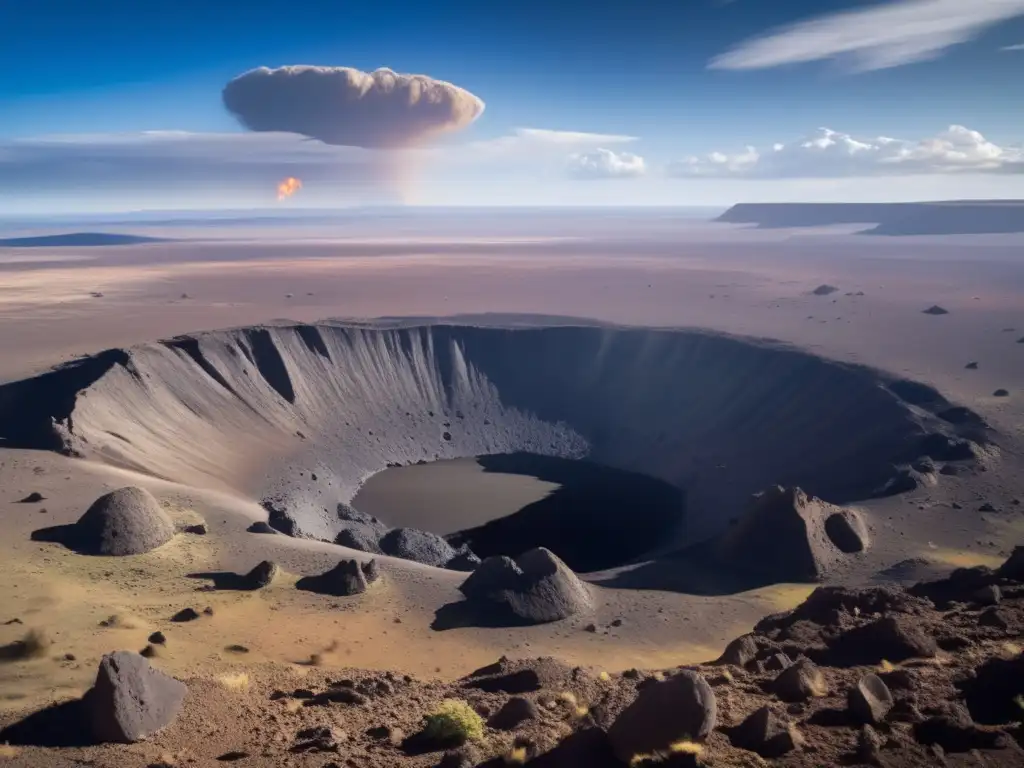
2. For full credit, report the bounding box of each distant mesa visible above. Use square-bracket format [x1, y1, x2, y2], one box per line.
[717, 200, 1024, 236]
[922, 305, 950, 316]
[31, 486, 175, 556]
[0, 232, 171, 248]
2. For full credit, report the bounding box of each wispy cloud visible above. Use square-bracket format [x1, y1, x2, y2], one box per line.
[710, 0, 1024, 72]
[1001, 42, 1024, 50]
[669, 125, 1024, 178]
[566, 148, 646, 180]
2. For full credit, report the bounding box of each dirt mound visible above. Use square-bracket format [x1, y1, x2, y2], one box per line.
[0, 321, 989, 565]
[705, 486, 869, 586]
[41, 486, 176, 556]
[458, 548, 592, 624]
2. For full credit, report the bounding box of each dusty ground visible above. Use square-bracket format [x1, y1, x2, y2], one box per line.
[0, 213, 1022, 765]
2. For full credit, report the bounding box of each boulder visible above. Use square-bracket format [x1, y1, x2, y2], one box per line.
[489, 696, 540, 730]
[296, 558, 378, 597]
[960, 654, 1024, 725]
[74, 487, 175, 555]
[847, 674, 894, 725]
[708, 486, 868, 586]
[996, 546, 1024, 581]
[380, 528, 457, 568]
[825, 616, 937, 666]
[459, 549, 592, 624]
[607, 671, 716, 763]
[728, 706, 799, 758]
[717, 634, 760, 668]
[771, 659, 827, 702]
[87, 651, 187, 743]
[335, 527, 383, 554]
[245, 560, 279, 589]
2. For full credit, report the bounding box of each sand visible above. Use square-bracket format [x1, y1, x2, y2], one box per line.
[0, 211, 1022, 765]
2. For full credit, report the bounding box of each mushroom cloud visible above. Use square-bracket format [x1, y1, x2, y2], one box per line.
[222, 65, 485, 149]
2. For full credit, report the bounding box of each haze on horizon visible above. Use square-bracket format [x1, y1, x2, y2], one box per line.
[3, 0, 1024, 213]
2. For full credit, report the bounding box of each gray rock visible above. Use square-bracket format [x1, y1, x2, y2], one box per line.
[772, 659, 827, 703]
[996, 546, 1024, 581]
[489, 696, 540, 730]
[718, 634, 759, 667]
[335, 526, 383, 554]
[75, 487, 175, 556]
[380, 528, 457, 568]
[296, 559, 373, 597]
[245, 560, 279, 589]
[459, 555, 521, 599]
[729, 706, 798, 758]
[608, 670, 716, 763]
[88, 651, 187, 743]
[973, 584, 1001, 607]
[848, 674, 894, 725]
[857, 724, 884, 765]
[764, 653, 792, 672]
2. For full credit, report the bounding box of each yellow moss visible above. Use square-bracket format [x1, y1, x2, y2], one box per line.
[599, 670, 611, 682]
[721, 669, 734, 683]
[669, 740, 704, 755]
[216, 672, 250, 690]
[0, 744, 20, 759]
[880, 659, 895, 673]
[1003, 642, 1022, 658]
[423, 699, 485, 743]
[505, 745, 528, 764]
[575, 705, 590, 718]
[557, 691, 578, 707]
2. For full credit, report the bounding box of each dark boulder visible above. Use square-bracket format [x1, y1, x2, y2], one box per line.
[717, 634, 760, 668]
[824, 616, 937, 666]
[770, 659, 827, 703]
[87, 651, 187, 743]
[728, 706, 799, 758]
[380, 528, 457, 568]
[245, 560, 280, 589]
[847, 674, 894, 725]
[960, 653, 1024, 725]
[335, 527, 383, 554]
[247, 521, 277, 534]
[996, 546, 1024, 581]
[608, 671, 716, 763]
[489, 696, 540, 730]
[296, 558, 378, 597]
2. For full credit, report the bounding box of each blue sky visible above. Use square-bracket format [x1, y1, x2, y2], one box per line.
[3, 0, 1024, 210]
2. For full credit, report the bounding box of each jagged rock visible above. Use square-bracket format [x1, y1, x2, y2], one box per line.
[996, 546, 1024, 581]
[978, 607, 1009, 630]
[247, 521, 276, 534]
[361, 559, 380, 584]
[764, 653, 792, 672]
[717, 634, 760, 667]
[913, 705, 1006, 752]
[771, 659, 827, 702]
[608, 671, 716, 763]
[922, 305, 949, 315]
[446, 548, 482, 572]
[825, 616, 937, 665]
[296, 559, 378, 597]
[183, 523, 207, 535]
[960, 654, 1024, 725]
[918, 434, 980, 462]
[857, 724, 884, 765]
[756, 586, 928, 633]
[993, 389, 1009, 397]
[910, 566, 996, 609]
[463, 657, 575, 694]
[973, 584, 1001, 606]
[708, 487, 867, 585]
[148, 631, 166, 645]
[87, 651, 187, 743]
[812, 284, 839, 296]
[729, 706, 799, 758]
[171, 608, 200, 622]
[245, 560, 280, 589]
[74, 487, 175, 555]
[848, 674, 894, 725]
[380, 528, 457, 568]
[18, 492, 44, 503]
[489, 696, 540, 730]
[965, 362, 979, 370]
[459, 548, 592, 624]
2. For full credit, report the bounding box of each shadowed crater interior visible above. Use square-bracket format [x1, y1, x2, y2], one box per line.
[0, 317, 993, 582]
[353, 452, 685, 573]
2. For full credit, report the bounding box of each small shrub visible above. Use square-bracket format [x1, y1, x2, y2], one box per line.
[423, 699, 485, 744]
[598, 670, 611, 682]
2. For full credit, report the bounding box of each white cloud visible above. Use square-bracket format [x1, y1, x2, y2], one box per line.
[465, 127, 637, 157]
[1002, 42, 1024, 50]
[567, 148, 646, 180]
[710, 0, 1024, 72]
[669, 125, 1024, 179]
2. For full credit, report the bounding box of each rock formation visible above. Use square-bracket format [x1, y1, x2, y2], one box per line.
[73, 487, 175, 556]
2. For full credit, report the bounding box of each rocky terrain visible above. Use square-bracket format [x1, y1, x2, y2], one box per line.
[2, 547, 1022, 767]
